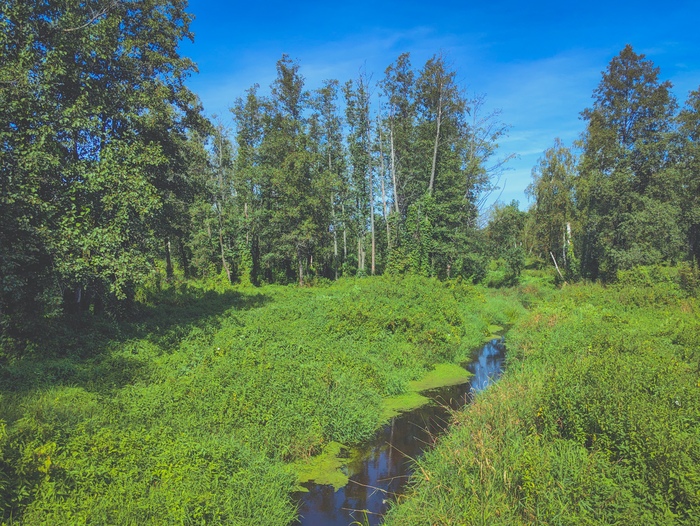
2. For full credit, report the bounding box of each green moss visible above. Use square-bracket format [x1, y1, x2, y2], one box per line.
[486, 324, 504, 340]
[380, 363, 472, 420]
[408, 363, 472, 392]
[381, 391, 430, 420]
[289, 442, 352, 491]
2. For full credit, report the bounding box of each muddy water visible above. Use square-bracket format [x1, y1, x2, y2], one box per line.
[294, 337, 506, 525]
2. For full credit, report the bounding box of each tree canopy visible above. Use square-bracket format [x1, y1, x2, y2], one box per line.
[2, 10, 699, 345]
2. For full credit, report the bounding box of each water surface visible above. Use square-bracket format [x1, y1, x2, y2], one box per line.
[294, 338, 506, 525]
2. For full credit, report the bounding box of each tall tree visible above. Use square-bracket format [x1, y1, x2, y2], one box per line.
[416, 53, 461, 196]
[186, 121, 238, 282]
[344, 71, 373, 275]
[577, 45, 681, 278]
[677, 88, 700, 265]
[526, 138, 576, 273]
[231, 84, 264, 284]
[414, 54, 481, 279]
[380, 53, 416, 218]
[313, 80, 347, 278]
[0, 0, 203, 330]
[262, 55, 315, 285]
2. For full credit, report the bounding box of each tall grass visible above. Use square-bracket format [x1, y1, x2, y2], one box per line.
[384, 267, 700, 525]
[0, 275, 522, 523]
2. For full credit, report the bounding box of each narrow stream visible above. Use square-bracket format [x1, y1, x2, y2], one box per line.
[294, 337, 506, 525]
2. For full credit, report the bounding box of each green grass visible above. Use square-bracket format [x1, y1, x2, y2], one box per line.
[0, 274, 524, 524]
[384, 266, 700, 525]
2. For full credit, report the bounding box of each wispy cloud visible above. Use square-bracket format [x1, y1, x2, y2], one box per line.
[187, 26, 485, 133]
[184, 1, 700, 210]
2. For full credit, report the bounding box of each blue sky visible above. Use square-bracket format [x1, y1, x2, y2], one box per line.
[180, 0, 699, 210]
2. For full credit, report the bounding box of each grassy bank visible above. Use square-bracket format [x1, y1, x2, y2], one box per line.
[0, 275, 525, 524]
[384, 267, 700, 525]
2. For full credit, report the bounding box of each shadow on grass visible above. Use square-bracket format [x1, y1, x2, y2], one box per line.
[0, 286, 271, 395]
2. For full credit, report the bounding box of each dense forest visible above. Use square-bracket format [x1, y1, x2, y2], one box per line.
[2, 2, 700, 337]
[1, 1, 699, 525]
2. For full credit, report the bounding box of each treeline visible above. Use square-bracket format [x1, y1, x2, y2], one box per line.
[525, 45, 700, 281]
[215, 52, 509, 286]
[2, 1, 699, 339]
[1, 0, 513, 341]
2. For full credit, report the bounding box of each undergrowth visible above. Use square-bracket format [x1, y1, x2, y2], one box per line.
[384, 266, 700, 525]
[0, 274, 524, 524]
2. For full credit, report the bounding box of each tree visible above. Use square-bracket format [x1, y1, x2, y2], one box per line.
[0, 0, 203, 332]
[312, 79, 347, 278]
[526, 138, 576, 275]
[231, 84, 264, 284]
[186, 121, 239, 283]
[344, 71, 374, 275]
[486, 201, 526, 284]
[577, 45, 681, 278]
[377, 54, 511, 280]
[261, 55, 315, 285]
[379, 53, 416, 218]
[415, 56, 486, 279]
[677, 88, 700, 265]
[416, 53, 462, 196]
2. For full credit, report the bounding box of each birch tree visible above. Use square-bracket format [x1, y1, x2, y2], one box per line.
[344, 72, 374, 274]
[526, 138, 576, 273]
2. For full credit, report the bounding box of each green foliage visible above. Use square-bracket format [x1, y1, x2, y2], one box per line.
[386, 274, 700, 525]
[485, 201, 526, 285]
[402, 195, 436, 276]
[0, 275, 512, 523]
[576, 45, 684, 279]
[677, 88, 700, 265]
[0, 0, 208, 336]
[525, 138, 577, 280]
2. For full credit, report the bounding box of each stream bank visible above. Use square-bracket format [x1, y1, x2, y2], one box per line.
[294, 337, 506, 525]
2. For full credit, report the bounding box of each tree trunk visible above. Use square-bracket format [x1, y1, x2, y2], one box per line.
[165, 238, 173, 281]
[368, 131, 375, 276]
[329, 153, 339, 280]
[342, 201, 348, 263]
[358, 235, 363, 273]
[178, 240, 190, 279]
[389, 120, 400, 214]
[551, 251, 565, 282]
[428, 92, 443, 195]
[332, 195, 339, 280]
[378, 123, 391, 248]
[297, 245, 304, 286]
[216, 205, 231, 283]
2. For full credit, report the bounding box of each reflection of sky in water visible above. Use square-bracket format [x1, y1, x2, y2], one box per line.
[295, 339, 506, 526]
[467, 338, 506, 393]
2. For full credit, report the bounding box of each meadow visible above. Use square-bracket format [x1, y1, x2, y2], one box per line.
[0, 275, 526, 524]
[385, 266, 700, 525]
[2, 268, 698, 524]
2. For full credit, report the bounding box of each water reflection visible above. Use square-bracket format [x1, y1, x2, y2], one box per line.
[295, 338, 505, 526]
[466, 337, 506, 392]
